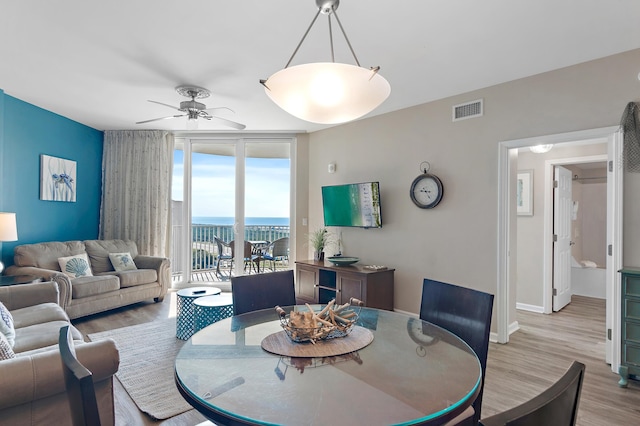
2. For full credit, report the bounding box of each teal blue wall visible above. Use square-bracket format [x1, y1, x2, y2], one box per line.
[0, 92, 103, 268]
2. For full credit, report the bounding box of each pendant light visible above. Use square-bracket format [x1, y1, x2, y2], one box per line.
[260, 0, 390, 124]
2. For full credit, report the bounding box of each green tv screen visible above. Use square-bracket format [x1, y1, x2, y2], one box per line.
[322, 182, 382, 228]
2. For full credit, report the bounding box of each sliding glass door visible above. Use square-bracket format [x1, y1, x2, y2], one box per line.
[171, 136, 294, 287]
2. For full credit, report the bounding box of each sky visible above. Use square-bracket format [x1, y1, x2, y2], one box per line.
[172, 150, 290, 218]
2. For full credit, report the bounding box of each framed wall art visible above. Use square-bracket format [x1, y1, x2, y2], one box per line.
[40, 154, 76, 202]
[517, 170, 533, 216]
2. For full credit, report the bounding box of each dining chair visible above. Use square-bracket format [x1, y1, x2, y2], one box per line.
[262, 237, 289, 271]
[230, 240, 261, 273]
[231, 269, 296, 315]
[214, 237, 233, 278]
[59, 325, 102, 426]
[479, 361, 585, 426]
[420, 278, 494, 426]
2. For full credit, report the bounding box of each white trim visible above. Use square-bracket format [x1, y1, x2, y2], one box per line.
[394, 308, 418, 317]
[490, 321, 519, 343]
[497, 125, 619, 347]
[516, 303, 544, 313]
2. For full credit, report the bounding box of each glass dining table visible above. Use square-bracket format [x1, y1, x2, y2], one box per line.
[174, 306, 481, 426]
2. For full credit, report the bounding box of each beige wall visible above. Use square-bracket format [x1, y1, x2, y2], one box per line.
[299, 48, 640, 320]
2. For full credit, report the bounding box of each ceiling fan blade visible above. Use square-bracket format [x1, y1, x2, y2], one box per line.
[205, 106, 235, 114]
[136, 114, 186, 124]
[208, 115, 246, 130]
[148, 100, 182, 111]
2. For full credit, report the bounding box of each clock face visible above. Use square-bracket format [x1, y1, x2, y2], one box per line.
[410, 174, 443, 208]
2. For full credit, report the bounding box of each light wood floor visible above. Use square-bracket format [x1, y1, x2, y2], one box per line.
[73, 293, 638, 426]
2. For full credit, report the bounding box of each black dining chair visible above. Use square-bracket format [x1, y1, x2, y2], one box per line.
[231, 269, 296, 316]
[420, 278, 494, 426]
[479, 361, 585, 426]
[59, 325, 102, 426]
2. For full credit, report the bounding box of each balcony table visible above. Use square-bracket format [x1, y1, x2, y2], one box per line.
[175, 306, 481, 425]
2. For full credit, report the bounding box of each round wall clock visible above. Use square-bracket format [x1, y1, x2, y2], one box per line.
[410, 168, 443, 209]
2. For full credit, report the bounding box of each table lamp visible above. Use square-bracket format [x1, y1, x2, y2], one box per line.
[0, 212, 18, 274]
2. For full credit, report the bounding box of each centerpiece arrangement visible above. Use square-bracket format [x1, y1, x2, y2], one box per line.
[276, 298, 362, 343]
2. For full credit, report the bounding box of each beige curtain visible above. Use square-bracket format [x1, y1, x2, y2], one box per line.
[100, 130, 174, 257]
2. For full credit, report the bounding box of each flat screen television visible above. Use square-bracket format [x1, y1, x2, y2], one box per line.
[322, 182, 382, 228]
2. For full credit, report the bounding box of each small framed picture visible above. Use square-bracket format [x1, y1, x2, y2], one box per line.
[517, 170, 533, 216]
[40, 154, 76, 202]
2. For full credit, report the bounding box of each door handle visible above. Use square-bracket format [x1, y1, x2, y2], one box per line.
[570, 241, 576, 246]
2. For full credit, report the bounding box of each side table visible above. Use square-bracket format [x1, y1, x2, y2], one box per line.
[193, 293, 234, 333]
[176, 287, 221, 340]
[0, 275, 42, 286]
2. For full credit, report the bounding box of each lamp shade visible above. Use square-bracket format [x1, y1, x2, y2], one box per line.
[264, 62, 391, 124]
[0, 212, 18, 241]
[530, 144, 553, 154]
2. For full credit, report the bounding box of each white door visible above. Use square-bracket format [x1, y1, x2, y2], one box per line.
[553, 166, 573, 311]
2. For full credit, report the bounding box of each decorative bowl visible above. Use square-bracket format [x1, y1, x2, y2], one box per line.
[276, 299, 362, 343]
[328, 256, 360, 266]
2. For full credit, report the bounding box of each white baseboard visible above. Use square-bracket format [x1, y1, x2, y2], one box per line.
[490, 321, 519, 343]
[393, 308, 418, 317]
[516, 302, 544, 313]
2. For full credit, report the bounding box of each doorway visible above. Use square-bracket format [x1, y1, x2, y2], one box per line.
[497, 125, 622, 374]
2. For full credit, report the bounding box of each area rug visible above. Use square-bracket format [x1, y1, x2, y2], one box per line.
[88, 318, 193, 420]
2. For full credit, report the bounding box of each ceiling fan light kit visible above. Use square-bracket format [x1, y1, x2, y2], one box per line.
[261, 0, 390, 124]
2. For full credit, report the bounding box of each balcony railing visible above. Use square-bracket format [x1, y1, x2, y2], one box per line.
[171, 223, 290, 279]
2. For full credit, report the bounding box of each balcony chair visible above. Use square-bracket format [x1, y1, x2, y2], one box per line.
[231, 269, 296, 315]
[479, 361, 585, 426]
[214, 237, 233, 278]
[59, 325, 101, 426]
[262, 237, 289, 271]
[420, 278, 494, 426]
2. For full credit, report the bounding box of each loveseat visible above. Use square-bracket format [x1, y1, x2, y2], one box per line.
[5, 239, 170, 319]
[0, 281, 119, 425]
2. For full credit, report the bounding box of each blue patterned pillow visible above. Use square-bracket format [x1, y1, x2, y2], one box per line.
[109, 252, 137, 272]
[0, 301, 15, 348]
[58, 253, 94, 278]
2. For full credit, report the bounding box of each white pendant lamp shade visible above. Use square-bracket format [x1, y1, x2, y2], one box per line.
[0, 212, 17, 241]
[529, 144, 553, 154]
[264, 62, 390, 124]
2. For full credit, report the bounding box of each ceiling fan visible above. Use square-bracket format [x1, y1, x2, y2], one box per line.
[136, 85, 246, 130]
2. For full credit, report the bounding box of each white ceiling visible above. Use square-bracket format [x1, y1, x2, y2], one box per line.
[1, 0, 640, 133]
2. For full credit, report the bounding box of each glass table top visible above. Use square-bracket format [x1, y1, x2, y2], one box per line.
[175, 306, 481, 426]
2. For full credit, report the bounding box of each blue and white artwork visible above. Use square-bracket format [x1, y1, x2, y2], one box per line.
[40, 155, 76, 202]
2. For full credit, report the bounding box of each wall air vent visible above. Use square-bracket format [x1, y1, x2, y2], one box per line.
[452, 99, 483, 122]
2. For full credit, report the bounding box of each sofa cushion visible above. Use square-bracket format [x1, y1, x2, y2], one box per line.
[13, 320, 83, 353]
[72, 275, 120, 299]
[58, 253, 94, 278]
[11, 303, 70, 329]
[85, 240, 139, 274]
[104, 269, 157, 288]
[13, 240, 86, 270]
[109, 252, 137, 271]
[0, 301, 15, 347]
[0, 331, 15, 360]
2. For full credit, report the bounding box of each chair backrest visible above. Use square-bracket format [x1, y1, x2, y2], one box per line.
[214, 237, 231, 257]
[228, 240, 253, 259]
[271, 237, 289, 257]
[420, 278, 494, 424]
[479, 361, 586, 426]
[59, 325, 101, 426]
[231, 269, 296, 316]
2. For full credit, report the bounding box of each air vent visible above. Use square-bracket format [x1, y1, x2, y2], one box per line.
[452, 99, 483, 122]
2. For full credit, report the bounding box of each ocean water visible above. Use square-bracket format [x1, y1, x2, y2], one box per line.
[192, 216, 289, 226]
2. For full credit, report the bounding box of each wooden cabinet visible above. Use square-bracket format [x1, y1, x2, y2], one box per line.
[295, 260, 394, 310]
[619, 267, 640, 387]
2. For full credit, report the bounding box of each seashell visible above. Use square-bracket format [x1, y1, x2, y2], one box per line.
[66, 258, 89, 277]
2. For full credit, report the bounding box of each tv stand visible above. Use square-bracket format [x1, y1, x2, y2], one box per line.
[295, 260, 394, 310]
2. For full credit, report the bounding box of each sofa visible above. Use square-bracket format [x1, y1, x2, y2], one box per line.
[0, 281, 119, 426]
[5, 239, 170, 319]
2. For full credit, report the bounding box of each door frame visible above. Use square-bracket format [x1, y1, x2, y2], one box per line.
[497, 126, 620, 353]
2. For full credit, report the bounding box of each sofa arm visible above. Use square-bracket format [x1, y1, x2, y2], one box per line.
[135, 255, 170, 300]
[4, 266, 72, 310]
[0, 338, 119, 410]
[0, 281, 59, 311]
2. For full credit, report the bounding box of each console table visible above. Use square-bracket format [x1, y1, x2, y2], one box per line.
[295, 260, 394, 310]
[619, 267, 640, 387]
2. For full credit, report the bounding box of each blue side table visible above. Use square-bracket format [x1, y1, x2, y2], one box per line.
[176, 287, 221, 340]
[194, 293, 234, 333]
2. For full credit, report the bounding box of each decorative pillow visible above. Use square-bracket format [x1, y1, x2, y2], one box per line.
[0, 331, 15, 360]
[58, 253, 94, 278]
[0, 302, 15, 348]
[109, 252, 137, 272]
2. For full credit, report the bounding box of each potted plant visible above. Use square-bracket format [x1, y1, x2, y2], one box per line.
[309, 228, 332, 261]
